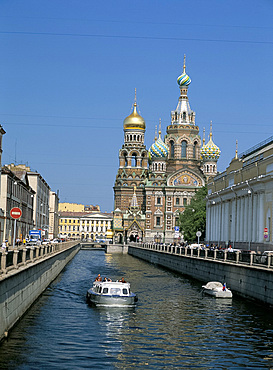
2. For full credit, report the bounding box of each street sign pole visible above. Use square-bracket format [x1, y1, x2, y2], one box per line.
[10, 207, 22, 248]
[196, 231, 202, 246]
[13, 219, 17, 248]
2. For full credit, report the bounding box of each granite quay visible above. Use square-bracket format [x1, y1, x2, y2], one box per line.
[128, 242, 273, 306]
[0, 241, 80, 342]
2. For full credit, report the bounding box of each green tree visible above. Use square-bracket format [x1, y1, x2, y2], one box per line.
[179, 185, 207, 243]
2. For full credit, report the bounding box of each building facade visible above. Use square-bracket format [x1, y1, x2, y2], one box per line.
[7, 164, 51, 239]
[0, 125, 6, 241]
[59, 211, 113, 241]
[113, 59, 220, 243]
[206, 136, 273, 251]
[0, 166, 35, 243]
[58, 203, 100, 213]
[49, 190, 59, 240]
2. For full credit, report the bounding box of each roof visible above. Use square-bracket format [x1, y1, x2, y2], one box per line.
[59, 211, 113, 219]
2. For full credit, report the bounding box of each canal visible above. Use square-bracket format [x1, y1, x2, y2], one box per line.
[1, 249, 273, 369]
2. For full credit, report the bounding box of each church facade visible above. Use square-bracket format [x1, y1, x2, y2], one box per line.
[113, 59, 220, 244]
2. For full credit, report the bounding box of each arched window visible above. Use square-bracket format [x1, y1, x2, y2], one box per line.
[183, 111, 186, 121]
[134, 134, 136, 141]
[170, 140, 175, 158]
[132, 153, 137, 167]
[124, 153, 128, 167]
[155, 163, 157, 171]
[193, 141, 198, 159]
[181, 141, 187, 158]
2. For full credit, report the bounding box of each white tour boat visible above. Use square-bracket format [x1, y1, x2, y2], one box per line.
[86, 280, 138, 307]
[202, 281, 233, 298]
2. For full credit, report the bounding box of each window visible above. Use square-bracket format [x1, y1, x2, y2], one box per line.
[181, 141, 187, 158]
[132, 153, 137, 167]
[103, 288, 108, 294]
[156, 217, 160, 226]
[183, 111, 186, 121]
[122, 288, 128, 295]
[176, 198, 180, 205]
[124, 153, 128, 167]
[183, 198, 187, 206]
[157, 197, 161, 205]
[170, 140, 174, 158]
[193, 141, 197, 159]
[175, 217, 179, 226]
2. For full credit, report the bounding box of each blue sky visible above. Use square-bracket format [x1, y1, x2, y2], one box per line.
[1, 1, 273, 212]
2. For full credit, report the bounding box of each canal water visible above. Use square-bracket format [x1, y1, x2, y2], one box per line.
[1, 250, 273, 369]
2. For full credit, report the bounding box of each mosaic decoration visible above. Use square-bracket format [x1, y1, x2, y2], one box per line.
[169, 172, 201, 187]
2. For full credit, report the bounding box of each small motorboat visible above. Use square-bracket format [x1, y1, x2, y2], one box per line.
[86, 280, 138, 307]
[202, 281, 232, 298]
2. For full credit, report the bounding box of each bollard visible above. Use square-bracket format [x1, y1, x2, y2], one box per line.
[13, 248, 19, 269]
[204, 249, 208, 259]
[250, 251, 254, 266]
[223, 250, 227, 262]
[1, 250, 8, 274]
[214, 249, 217, 260]
[267, 254, 272, 268]
[22, 248, 27, 265]
[190, 248, 193, 257]
[40, 245, 44, 257]
[30, 246, 35, 262]
[35, 246, 41, 259]
[197, 248, 200, 258]
[235, 251, 240, 264]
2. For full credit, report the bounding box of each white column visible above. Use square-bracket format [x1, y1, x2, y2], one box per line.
[252, 194, 257, 242]
[258, 192, 264, 243]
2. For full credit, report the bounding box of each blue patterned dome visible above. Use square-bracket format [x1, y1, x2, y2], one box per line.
[177, 55, 191, 87]
[149, 134, 169, 159]
[177, 72, 191, 87]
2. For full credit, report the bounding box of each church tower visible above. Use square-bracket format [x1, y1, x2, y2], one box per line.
[201, 122, 221, 178]
[113, 92, 148, 243]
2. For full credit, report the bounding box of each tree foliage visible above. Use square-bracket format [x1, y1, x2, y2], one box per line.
[179, 185, 207, 243]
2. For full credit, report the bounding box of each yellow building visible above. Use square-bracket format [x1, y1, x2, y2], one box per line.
[59, 203, 85, 212]
[59, 211, 113, 241]
[58, 203, 100, 212]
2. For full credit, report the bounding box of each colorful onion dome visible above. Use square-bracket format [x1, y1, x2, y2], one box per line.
[123, 102, 145, 131]
[177, 54, 191, 87]
[149, 134, 169, 159]
[177, 72, 191, 87]
[201, 135, 221, 161]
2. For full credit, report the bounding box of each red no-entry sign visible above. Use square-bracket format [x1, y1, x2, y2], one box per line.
[10, 207, 22, 219]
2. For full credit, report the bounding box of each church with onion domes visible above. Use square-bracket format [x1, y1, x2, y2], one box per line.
[113, 57, 220, 244]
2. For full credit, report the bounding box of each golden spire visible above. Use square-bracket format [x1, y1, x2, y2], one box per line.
[154, 125, 158, 141]
[210, 121, 213, 140]
[235, 140, 238, 159]
[158, 118, 162, 136]
[203, 127, 205, 145]
[183, 54, 186, 73]
[134, 88, 137, 105]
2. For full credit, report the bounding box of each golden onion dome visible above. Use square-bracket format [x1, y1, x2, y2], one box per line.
[123, 102, 146, 131]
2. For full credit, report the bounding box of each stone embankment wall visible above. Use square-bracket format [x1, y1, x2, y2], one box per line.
[0, 242, 80, 342]
[105, 244, 128, 254]
[128, 244, 273, 306]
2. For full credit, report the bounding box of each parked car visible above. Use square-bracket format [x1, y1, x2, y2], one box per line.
[42, 239, 50, 245]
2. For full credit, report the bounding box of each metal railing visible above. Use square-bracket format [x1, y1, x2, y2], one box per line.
[0, 241, 79, 276]
[135, 243, 273, 269]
